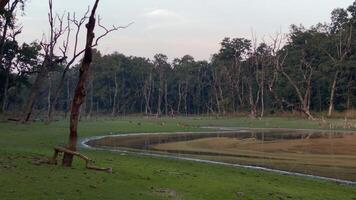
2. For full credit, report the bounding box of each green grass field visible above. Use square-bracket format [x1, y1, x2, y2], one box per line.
[1, 117, 356, 200]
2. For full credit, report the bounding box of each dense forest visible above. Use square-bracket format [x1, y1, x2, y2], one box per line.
[1, 1, 356, 120]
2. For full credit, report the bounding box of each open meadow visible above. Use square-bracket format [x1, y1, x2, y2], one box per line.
[1, 117, 356, 200]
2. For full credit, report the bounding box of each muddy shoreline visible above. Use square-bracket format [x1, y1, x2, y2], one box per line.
[81, 128, 356, 185]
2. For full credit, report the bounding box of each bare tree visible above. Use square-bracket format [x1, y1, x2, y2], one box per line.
[267, 33, 287, 112]
[22, 0, 67, 122]
[323, 24, 352, 117]
[62, 0, 125, 166]
[62, 0, 100, 167]
[277, 51, 315, 120]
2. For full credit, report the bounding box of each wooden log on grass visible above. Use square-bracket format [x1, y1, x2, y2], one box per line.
[34, 146, 112, 173]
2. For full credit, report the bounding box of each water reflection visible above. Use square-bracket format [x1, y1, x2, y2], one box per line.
[87, 130, 356, 182]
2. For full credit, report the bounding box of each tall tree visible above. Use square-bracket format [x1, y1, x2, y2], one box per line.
[62, 0, 100, 167]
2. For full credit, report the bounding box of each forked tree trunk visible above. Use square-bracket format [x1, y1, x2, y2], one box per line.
[62, 0, 99, 167]
[281, 71, 314, 120]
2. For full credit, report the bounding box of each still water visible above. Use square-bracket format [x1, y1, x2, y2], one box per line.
[86, 129, 356, 182]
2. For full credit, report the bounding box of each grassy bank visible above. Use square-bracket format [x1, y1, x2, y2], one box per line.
[0, 117, 356, 200]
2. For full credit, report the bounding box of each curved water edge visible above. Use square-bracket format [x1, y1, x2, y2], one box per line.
[80, 128, 356, 186]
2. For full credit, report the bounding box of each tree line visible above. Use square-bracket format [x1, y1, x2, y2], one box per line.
[1, 1, 356, 121]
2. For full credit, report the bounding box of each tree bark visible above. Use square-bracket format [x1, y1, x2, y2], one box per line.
[62, 0, 99, 167]
[327, 71, 339, 117]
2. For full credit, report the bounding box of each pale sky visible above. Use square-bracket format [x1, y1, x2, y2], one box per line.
[18, 0, 354, 61]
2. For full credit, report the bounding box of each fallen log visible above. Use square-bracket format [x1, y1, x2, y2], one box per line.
[34, 146, 112, 173]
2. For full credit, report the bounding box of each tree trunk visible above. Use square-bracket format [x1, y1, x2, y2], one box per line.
[62, 0, 99, 167]
[144, 71, 152, 115]
[164, 80, 168, 116]
[260, 65, 265, 118]
[212, 72, 221, 115]
[327, 71, 339, 117]
[281, 71, 314, 119]
[177, 82, 182, 113]
[184, 80, 188, 115]
[248, 82, 257, 118]
[47, 67, 72, 122]
[23, 63, 49, 122]
[112, 72, 118, 116]
[2, 68, 9, 112]
[157, 73, 163, 117]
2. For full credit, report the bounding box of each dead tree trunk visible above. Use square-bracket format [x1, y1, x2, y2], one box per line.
[143, 71, 152, 115]
[260, 62, 265, 117]
[23, 0, 69, 122]
[327, 70, 339, 117]
[177, 82, 182, 113]
[280, 70, 314, 120]
[156, 69, 163, 117]
[112, 72, 118, 116]
[268, 71, 284, 111]
[184, 80, 189, 115]
[62, 0, 99, 167]
[164, 80, 168, 116]
[23, 62, 49, 122]
[213, 71, 221, 114]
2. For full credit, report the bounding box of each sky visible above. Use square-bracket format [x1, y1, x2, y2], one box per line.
[17, 0, 355, 61]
